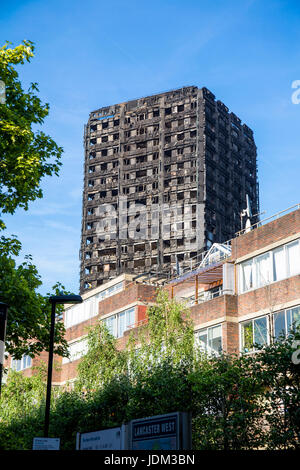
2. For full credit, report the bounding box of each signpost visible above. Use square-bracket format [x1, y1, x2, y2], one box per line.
[33, 437, 60, 450]
[76, 425, 127, 450]
[75, 412, 191, 451]
[129, 412, 191, 450]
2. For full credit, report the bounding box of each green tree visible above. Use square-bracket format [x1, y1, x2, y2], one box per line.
[0, 40, 67, 359]
[0, 294, 299, 450]
[189, 353, 266, 450]
[254, 329, 300, 449]
[0, 366, 46, 450]
[125, 290, 195, 419]
[0, 244, 69, 359]
[0, 40, 62, 225]
[127, 289, 195, 372]
[75, 321, 128, 393]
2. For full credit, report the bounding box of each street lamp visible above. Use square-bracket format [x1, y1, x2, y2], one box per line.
[44, 294, 82, 438]
[0, 302, 8, 399]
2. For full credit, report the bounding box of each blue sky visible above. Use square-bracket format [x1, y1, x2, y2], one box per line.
[1, 0, 300, 294]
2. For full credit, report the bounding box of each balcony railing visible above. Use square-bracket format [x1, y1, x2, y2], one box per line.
[183, 286, 224, 307]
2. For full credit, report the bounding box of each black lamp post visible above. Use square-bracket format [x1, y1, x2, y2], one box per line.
[44, 294, 82, 438]
[0, 302, 8, 399]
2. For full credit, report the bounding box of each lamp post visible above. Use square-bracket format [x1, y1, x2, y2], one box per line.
[0, 302, 8, 399]
[44, 294, 82, 438]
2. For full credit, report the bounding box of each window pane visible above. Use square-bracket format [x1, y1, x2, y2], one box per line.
[255, 253, 271, 288]
[287, 241, 300, 277]
[241, 260, 253, 292]
[118, 312, 126, 337]
[274, 311, 286, 340]
[103, 315, 116, 336]
[115, 282, 123, 293]
[208, 325, 222, 354]
[253, 317, 268, 346]
[197, 331, 207, 352]
[126, 308, 135, 330]
[241, 321, 253, 352]
[273, 247, 286, 282]
[287, 306, 300, 333]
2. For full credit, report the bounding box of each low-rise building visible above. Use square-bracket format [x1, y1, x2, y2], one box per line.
[5, 205, 300, 386]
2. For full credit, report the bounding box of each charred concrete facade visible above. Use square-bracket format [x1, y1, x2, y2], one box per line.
[80, 86, 259, 293]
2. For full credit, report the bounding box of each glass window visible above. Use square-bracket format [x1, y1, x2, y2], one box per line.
[64, 282, 124, 328]
[241, 316, 268, 352]
[274, 311, 286, 340]
[241, 259, 253, 292]
[253, 316, 268, 346]
[241, 321, 253, 352]
[126, 307, 135, 330]
[103, 315, 116, 336]
[287, 241, 300, 277]
[62, 339, 88, 364]
[103, 307, 135, 338]
[196, 325, 222, 355]
[12, 355, 32, 371]
[273, 247, 286, 282]
[114, 282, 123, 293]
[118, 311, 126, 337]
[198, 331, 207, 352]
[287, 306, 300, 333]
[239, 239, 299, 294]
[255, 252, 271, 287]
[208, 325, 222, 354]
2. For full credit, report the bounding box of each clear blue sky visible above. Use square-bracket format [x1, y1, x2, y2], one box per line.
[1, 0, 300, 294]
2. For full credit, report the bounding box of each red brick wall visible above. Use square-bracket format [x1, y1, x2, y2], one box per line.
[98, 283, 157, 316]
[64, 283, 157, 344]
[137, 304, 148, 324]
[231, 209, 300, 260]
[237, 275, 300, 317]
[190, 294, 237, 325]
[222, 321, 239, 355]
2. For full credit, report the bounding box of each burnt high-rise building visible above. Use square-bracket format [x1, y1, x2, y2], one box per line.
[80, 86, 259, 293]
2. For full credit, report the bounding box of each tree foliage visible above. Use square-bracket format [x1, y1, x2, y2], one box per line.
[0, 232, 69, 359]
[0, 293, 299, 450]
[253, 330, 300, 449]
[190, 353, 266, 450]
[75, 321, 128, 393]
[0, 40, 62, 224]
[0, 40, 67, 359]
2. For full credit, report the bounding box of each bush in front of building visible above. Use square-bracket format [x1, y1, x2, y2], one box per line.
[0, 293, 299, 450]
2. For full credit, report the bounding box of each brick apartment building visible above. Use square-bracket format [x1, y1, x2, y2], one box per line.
[6, 205, 300, 386]
[80, 86, 259, 293]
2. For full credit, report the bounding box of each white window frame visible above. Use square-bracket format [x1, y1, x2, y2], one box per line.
[240, 315, 270, 353]
[195, 324, 223, 356]
[64, 281, 124, 328]
[11, 354, 32, 371]
[239, 239, 300, 294]
[62, 338, 88, 364]
[273, 305, 300, 340]
[102, 306, 136, 338]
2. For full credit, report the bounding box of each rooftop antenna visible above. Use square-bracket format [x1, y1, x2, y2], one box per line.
[240, 194, 252, 233]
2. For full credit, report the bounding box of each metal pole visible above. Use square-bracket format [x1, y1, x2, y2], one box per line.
[0, 303, 8, 399]
[44, 301, 56, 437]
